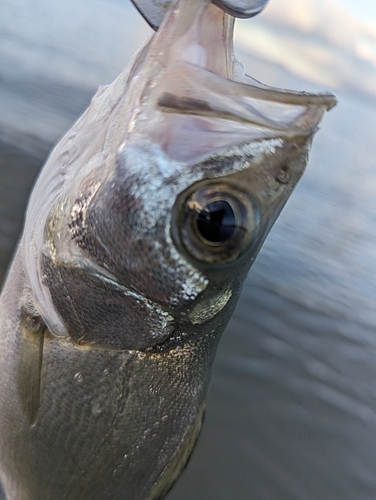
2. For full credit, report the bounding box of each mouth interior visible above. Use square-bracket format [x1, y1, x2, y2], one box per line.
[127, 0, 335, 166]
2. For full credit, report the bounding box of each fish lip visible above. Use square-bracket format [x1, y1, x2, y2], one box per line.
[156, 84, 334, 136]
[131, 0, 269, 31]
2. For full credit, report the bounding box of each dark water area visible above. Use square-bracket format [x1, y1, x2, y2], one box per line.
[1, 0, 376, 499]
[0, 143, 40, 285]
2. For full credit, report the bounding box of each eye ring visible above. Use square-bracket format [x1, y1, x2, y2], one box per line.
[174, 182, 260, 265]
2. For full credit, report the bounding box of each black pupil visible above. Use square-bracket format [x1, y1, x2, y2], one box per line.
[196, 200, 236, 243]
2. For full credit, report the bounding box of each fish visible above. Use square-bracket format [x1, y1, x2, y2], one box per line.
[0, 0, 336, 498]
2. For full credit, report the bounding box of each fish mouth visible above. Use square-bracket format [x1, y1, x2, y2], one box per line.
[126, 0, 337, 165]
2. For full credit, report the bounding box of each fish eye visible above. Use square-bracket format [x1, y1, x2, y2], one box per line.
[175, 183, 260, 264]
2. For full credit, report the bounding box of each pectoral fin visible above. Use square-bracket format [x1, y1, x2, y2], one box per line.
[17, 303, 46, 425]
[146, 402, 206, 500]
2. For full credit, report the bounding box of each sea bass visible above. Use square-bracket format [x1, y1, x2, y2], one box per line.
[0, 0, 336, 498]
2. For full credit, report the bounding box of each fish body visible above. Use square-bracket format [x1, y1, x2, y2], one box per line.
[0, 0, 336, 499]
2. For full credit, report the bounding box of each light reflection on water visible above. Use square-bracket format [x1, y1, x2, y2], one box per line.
[1, 0, 376, 499]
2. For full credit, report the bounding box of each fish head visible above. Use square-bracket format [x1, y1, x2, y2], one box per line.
[25, 0, 336, 351]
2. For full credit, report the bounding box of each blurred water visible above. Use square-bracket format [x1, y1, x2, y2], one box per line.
[1, 0, 376, 499]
